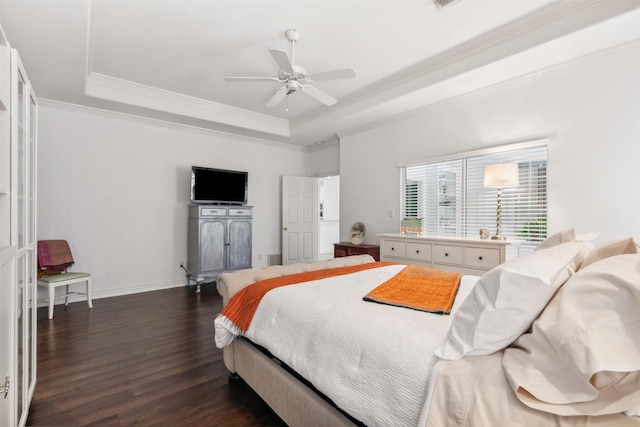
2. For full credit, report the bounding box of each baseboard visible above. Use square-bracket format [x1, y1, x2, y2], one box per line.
[36, 279, 189, 308]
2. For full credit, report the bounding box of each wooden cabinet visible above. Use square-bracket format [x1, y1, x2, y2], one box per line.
[333, 242, 380, 261]
[188, 205, 252, 291]
[379, 234, 512, 275]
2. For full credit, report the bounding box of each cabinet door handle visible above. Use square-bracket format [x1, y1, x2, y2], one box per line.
[2, 375, 9, 399]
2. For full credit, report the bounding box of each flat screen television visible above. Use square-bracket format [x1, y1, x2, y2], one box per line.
[190, 166, 248, 205]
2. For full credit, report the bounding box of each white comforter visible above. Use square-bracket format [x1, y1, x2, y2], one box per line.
[215, 264, 478, 427]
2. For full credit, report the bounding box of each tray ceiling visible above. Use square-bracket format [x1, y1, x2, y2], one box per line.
[0, 0, 638, 146]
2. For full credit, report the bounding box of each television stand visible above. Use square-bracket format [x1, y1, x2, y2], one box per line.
[187, 205, 253, 290]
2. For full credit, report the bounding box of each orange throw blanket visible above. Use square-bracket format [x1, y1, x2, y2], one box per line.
[221, 262, 397, 332]
[363, 265, 462, 314]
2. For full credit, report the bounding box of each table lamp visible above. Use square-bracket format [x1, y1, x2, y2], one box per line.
[484, 163, 519, 240]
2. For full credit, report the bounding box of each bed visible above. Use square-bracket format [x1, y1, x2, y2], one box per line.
[214, 231, 640, 427]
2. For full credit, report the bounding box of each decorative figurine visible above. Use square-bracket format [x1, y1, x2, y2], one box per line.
[350, 222, 367, 244]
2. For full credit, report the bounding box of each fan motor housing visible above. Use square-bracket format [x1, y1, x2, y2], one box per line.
[285, 29, 300, 42]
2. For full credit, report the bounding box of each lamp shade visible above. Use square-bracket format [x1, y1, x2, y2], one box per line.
[484, 163, 520, 188]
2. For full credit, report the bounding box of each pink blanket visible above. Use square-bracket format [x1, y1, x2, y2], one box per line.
[37, 240, 74, 274]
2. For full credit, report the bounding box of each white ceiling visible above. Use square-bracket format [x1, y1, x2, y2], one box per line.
[0, 0, 639, 147]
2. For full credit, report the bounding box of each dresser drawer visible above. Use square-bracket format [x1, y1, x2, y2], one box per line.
[432, 244, 463, 265]
[406, 242, 431, 262]
[227, 208, 252, 217]
[464, 247, 500, 269]
[381, 240, 406, 258]
[200, 207, 227, 217]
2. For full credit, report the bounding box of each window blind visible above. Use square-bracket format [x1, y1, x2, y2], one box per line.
[403, 159, 463, 237]
[401, 143, 547, 253]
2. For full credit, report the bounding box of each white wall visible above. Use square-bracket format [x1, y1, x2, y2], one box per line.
[38, 103, 309, 298]
[309, 140, 340, 177]
[340, 43, 640, 245]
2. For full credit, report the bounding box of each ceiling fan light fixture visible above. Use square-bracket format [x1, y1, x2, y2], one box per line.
[286, 81, 300, 93]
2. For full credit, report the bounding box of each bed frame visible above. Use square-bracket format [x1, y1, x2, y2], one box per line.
[216, 255, 376, 427]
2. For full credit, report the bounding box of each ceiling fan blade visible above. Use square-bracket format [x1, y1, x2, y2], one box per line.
[300, 84, 337, 106]
[310, 68, 356, 81]
[269, 49, 295, 75]
[225, 76, 281, 82]
[266, 87, 287, 108]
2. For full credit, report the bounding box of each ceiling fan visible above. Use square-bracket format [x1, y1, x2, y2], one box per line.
[224, 29, 356, 108]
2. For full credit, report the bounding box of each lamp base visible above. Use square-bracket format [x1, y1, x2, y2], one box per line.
[491, 235, 506, 240]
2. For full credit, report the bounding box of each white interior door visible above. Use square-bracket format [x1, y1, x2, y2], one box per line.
[281, 176, 318, 265]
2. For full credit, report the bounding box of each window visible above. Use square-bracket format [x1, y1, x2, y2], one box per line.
[401, 141, 547, 254]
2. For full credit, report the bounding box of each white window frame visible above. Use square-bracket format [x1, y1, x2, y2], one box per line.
[399, 139, 548, 255]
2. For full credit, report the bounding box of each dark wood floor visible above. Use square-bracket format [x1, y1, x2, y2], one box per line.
[27, 283, 287, 426]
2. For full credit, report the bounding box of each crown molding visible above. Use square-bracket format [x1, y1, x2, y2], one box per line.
[308, 134, 340, 152]
[38, 98, 310, 152]
[85, 72, 290, 137]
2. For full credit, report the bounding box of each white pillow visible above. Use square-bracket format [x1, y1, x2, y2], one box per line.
[502, 254, 640, 416]
[534, 228, 598, 252]
[434, 241, 590, 360]
[534, 228, 576, 251]
[578, 237, 639, 270]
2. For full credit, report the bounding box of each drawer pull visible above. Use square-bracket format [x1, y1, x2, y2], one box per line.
[445, 252, 449, 257]
[415, 250, 420, 254]
[391, 247, 395, 251]
[479, 256, 483, 260]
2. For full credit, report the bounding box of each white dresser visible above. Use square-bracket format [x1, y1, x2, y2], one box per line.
[378, 234, 513, 275]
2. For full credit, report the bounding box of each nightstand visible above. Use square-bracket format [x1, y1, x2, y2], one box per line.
[334, 242, 380, 261]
